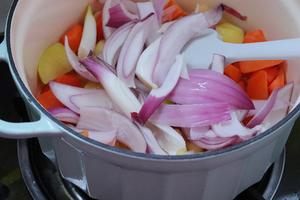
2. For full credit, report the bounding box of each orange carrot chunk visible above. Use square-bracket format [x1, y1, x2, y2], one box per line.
[54, 71, 84, 87]
[244, 29, 267, 43]
[163, 0, 187, 22]
[265, 67, 279, 83]
[59, 24, 83, 53]
[269, 66, 285, 93]
[37, 90, 63, 109]
[247, 70, 269, 100]
[224, 64, 242, 82]
[239, 60, 284, 74]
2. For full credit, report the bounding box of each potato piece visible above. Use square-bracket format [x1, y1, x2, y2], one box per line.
[216, 22, 244, 43]
[38, 43, 72, 84]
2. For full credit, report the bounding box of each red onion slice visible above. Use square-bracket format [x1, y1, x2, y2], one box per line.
[158, 21, 175, 34]
[136, 36, 161, 88]
[222, 4, 247, 21]
[65, 37, 97, 82]
[48, 107, 79, 124]
[78, 107, 147, 153]
[135, 55, 185, 124]
[102, 21, 135, 66]
[138, 125, 167, 155]
[151, 103, 231, 128]
[49, 82, 114, 113]
[193, 136, 238, 150]
[212, 111, 261, 138]
[170, 74, 254, 110]
[103, 0, 118, 39]
[153, 0, 164, 23]
[117, 15, 155, 87]
[78, 5, 97, 58]
[106, 3, 138, 28]
[137, 1, 155, 19]
[81, 56, 186, 154]
[153, 5, 223, 85]
[121, 0, 138, 14]
[70, 126, 117, 146]
[81, 56, 141, 117]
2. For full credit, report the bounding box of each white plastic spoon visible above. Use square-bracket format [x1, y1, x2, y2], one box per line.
[183, 29, 300, 69]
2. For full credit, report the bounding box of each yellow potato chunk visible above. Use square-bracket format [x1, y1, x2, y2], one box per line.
[38, 43, 72, 84]
[216, 22, 245, 43]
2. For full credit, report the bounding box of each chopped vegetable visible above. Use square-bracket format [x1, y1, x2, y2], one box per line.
[54, 71, 84, 87]
[239, 60, 284, 74]
[162, 0, 187, 22]
[244, 29, 266, 43]
[265, 67, 279, 83]
[38, 43, 72, 84]
[78, 4, 97, 58]
[269, 66, 286, 93]
[224, 64, 242, 82]
[37, 90, 64, 109]
[247, 70, 269, 100]
[59, 24, 83, 53]
[106, 3, 138, 28]
[216, 22, 244, 43]
[48, 107, 79, 124]
[95, 12, 105, 41]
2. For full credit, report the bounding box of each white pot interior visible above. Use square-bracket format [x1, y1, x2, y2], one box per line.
[9, 0, 300, 108]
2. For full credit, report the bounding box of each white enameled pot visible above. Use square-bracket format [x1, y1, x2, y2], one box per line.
[0, 0, 300, 200]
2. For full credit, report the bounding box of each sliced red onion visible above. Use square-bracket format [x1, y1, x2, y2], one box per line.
[78, 107, 147, 153]
[170, 74, 254, 109]
[193, 136, 238, 150]
[235, 110, 248, 121]
[149, 124, 187, 155]
[157, 21, 175, 34]
[81, 56, 186, 154]
[121, 0, 138, 14]
[137, 2, 160, 45]
[221, 4, 247, 21]
[135, 55, 185, 124]
[152, 0, 164, 23]
[65, 37, 97, 82]
[69, 126, 117, 146]
[212, 111, 262, 138]
[136, 36, 161, 89]
[138, 125, 167, 155]
[48, 107, 79, 124]
[249, 83, 294, 129]
[210, 54, 225, 73]
[49, 82, 114, 114]
[102, 21, 135, 66]
[153, 5, 223, 85]
[187, 126, 210, 140]
[151, 103, 231, 128]
[262, 84, 294, 132]
[103, 0, 118, 39]
[81, 56, 141, 117]
[117, 15, 155, 87]
[106, 3, 138, 28]
[137, 1, 155, 19]
[78, 5, 97, 58]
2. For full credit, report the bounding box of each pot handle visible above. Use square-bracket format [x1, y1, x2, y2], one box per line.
[0, 37, 62, 138]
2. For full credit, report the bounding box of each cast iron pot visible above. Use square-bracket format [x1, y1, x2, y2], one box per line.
[0, 0, 300, 199]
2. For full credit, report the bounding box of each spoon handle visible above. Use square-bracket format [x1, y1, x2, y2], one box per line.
[223, 38, 300, 63]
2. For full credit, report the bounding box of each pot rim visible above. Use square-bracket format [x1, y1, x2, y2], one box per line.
[5, 0, 300, 161]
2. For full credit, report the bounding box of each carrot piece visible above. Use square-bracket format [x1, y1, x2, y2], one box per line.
[247, 70, 269, 100]
[37, 90, 63, 109]
[242, 116, 253, 126]
[269, 66, 285, 93]
[54, 71, 84, 87]
[95, 12, 105, 41]
[81, 130, 89, 137]
[163, 0, 187, 22]
[239, 60, 284, 74]
[59, 24, 83, 53]
[244, 29, 266, 43]
[237, 80, 246, 91]
[265, 67, 279, 83]
[224, 64, 242, 82]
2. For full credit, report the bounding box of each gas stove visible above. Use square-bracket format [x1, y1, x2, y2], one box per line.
[0, 1, 300, 200]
